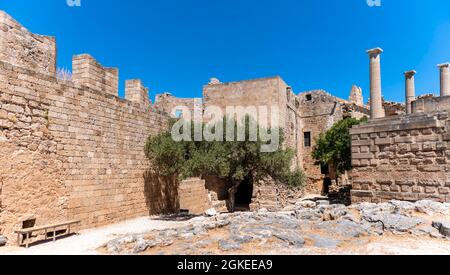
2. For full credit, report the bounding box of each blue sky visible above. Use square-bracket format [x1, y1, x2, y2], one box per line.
[1, 0, 450, 103]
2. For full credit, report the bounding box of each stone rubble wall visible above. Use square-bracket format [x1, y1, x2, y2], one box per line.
[350, 112, 450, 203]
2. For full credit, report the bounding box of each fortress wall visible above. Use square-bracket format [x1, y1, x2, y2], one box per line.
[350, 113, 450, 203]
[0, 10, 56, 75]
[0, 13, 171, 242]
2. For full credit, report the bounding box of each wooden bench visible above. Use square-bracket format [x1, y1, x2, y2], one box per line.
[15, 220, 81, 248]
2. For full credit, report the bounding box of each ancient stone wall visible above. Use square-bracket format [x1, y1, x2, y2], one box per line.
[154, 92, 202, 118]
[298, 90, 344, 193]
[0, 12, 172, 242]
[0, 11, 56, 75]
[203, 77, 303, 169]
[250, 182, 304, 211]
[412, 96, 450, 114]
[178, 178, 212, 215]
[350, 112, 450, 203]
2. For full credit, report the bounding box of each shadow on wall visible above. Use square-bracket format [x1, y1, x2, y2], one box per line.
[143, 170, 180, 215]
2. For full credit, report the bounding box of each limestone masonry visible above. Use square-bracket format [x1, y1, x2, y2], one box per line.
[350, 47, 450, 204]
[0, 11, 169, 243]
[2, 10, 448, 246]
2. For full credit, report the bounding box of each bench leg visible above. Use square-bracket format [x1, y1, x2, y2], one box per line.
[26, 233, 30, 249]
[68, 224, 71, 235]
[17, 233, 21, 247]
[53, 227, 56, 242]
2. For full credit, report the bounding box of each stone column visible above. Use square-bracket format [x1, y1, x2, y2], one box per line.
[438, 63, 450, 97]
[404, 70, 416, 115]
[367, 48, 385, 119]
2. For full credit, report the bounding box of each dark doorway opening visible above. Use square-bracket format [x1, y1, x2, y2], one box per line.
[323, 177, 332, 195]
[234, 179, 253, 212]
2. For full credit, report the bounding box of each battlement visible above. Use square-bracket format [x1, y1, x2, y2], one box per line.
[72, 54, 119, 97]
[125, 79, 151, 108]
[0, 10, 56, 75]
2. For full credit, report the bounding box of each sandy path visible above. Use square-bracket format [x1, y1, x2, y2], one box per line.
[0, 216, 189, 255]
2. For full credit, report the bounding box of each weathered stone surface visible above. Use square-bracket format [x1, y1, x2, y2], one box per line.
[432, 221, 450, 237]
[218, 240, 242, 251]
[308, 234, 342, 249]
[101, 199, 450, 255]
[415, 200, 450, 215]
[362, 212, 423, 232]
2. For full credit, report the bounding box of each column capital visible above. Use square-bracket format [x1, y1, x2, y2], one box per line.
[438, 63, 450, 68]
[404, 70, 416, 77]
[367, 47, 383, 56]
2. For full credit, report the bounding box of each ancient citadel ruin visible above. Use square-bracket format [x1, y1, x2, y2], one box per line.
[0, 10, 449, 245]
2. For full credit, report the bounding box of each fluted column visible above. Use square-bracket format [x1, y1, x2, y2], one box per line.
[404, 70, 416, 115]
[367, 48, 384, 119]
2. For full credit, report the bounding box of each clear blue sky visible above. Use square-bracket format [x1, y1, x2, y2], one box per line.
[1, 0, 450, 103]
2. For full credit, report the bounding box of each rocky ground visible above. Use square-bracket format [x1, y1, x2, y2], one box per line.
[101, 199, 450, 255]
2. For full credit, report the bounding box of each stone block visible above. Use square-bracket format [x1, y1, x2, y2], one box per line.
[375, 138, 392, 145]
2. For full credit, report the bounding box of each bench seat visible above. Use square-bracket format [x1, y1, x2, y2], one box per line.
[15, 220, 81, 248]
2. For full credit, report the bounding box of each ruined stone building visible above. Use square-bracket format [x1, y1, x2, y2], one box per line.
[350, 48, 450, 204]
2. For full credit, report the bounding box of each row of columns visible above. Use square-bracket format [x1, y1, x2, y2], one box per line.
[366, 47, 450, 118]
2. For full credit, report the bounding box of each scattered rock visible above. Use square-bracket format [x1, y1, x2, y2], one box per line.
[106, 235, 138, 254]
[273, 232, 305, 248]
[432, 221, 450, 237]
[0, 235, 7, 247]
[218, 240, 242, 251]
[296, 200, 316, 208]
[205, 208, 217, 216]
[317, 200, 330, 206]
[133, 238, 157, 254]
[101, 199, 450, 254]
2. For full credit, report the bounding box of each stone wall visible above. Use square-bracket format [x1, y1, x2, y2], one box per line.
[203, 76, 303, 169]
[350, 112, 450, 203]
[298, 90, 344, 193]
[178, 178, 212, 215]
[154, 92, 202, 118]
[0, 12, 173, 242]
[250, 182, 304, 211]
[412, 95, 450, 114]
[0, 11, 56, 75]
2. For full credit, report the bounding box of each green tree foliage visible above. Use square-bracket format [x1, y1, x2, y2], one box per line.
[145, 116, 306, 211]
[312, 117, 368, 176]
